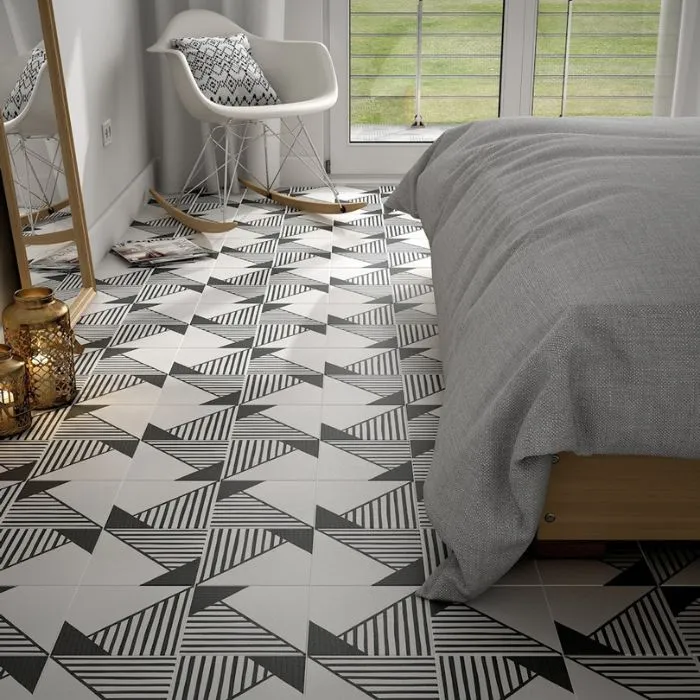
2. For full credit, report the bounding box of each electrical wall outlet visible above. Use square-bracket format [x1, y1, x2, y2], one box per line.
[101, 119, 113, 148]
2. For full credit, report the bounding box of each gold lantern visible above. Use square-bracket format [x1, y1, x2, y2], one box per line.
[3, 287, 77, 410]
[0, 344, 32, 437]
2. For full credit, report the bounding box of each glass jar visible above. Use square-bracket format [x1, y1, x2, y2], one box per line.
[3, 287, 77, 410]
[0, 344, 32, 437]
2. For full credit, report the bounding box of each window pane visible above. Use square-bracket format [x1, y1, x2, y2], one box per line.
[533, 0, 661, 118]
[350, 0, 504, 142]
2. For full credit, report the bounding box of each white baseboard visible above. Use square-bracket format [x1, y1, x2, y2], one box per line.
[87, 161, 155, 265]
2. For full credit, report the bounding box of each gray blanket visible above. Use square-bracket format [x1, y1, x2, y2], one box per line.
[387, 117, 700, 602]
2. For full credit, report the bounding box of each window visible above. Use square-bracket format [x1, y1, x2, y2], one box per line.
[350, 0, 504, 142]
[533, 0, 662, 117]
[330, 0, 670, 173]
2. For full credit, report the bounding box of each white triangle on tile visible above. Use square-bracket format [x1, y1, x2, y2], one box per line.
[206, 541, 310, 586]
[317, 443, 385, 480]
[231, 586, 310, 652]
[81, 531, 164, 585]
[310, 533, 391, 586]
[245, 483, 316, 526]
[0, 586, 77, 651]
[34, 449, 130, 482]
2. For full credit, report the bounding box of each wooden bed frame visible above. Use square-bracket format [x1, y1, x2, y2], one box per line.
[537, 453, 700, 543]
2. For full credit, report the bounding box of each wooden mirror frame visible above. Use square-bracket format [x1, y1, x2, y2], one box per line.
[0, 0, 96, 324]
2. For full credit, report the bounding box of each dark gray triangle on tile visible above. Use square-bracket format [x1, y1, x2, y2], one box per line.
[17, 480, 67, 499]
[0, 656, 48, 693]
[143, 424, 182, 442]
[315, 506, 361, 530]
[0, 463, 34, 481]
[189, 586, 247, 616]
[308, 622, 366, 657]
[370, 391, 406, 406]
[374, 559, 425, 586]
[217, 482, 263, 499]
[105, 506, 152, 530]
[661, 587, 700, 616]
[144, 559, 200, 587]
[605, 558, 656, 586]
[249, 655, 306, 693]
[411, 440, 435, 458]
[509, 655, 574, 692]
[53, 623, 109, 656]
[103, 440, 139, 458]
[324, 363, 357, 375]
[372, 462, 414, 481]
[57, 528, 101, 554]
[204, 393, 243, 406]
[555, 622, 621, 656]
[320, 425, 358, 441]
[178, 462, 225, 482]
[269, 528, 314, 554]
[279, 439, 319, 458]
[370, 338, 398, 349]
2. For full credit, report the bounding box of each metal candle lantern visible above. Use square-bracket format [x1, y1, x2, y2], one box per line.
[0, 344, 32, 437]
[2, 287, 77, 410]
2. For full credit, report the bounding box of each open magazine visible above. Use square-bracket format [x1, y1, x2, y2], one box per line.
[111, 238, 214, 267]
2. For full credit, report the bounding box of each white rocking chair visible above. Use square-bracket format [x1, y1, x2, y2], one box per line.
[1, 47, 68, 232]
[148, 9, 364, 233]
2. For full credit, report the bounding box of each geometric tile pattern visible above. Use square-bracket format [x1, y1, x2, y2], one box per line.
[4, 186, 700, 698]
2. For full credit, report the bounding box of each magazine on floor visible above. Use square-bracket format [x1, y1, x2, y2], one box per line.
[111, 238, 214, 266]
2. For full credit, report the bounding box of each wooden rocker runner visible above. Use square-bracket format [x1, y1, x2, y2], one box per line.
[147, 9, 365, 231]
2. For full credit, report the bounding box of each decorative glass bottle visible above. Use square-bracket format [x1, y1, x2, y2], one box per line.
[3, 287, 77, 409]
[0, 344, 32, 437]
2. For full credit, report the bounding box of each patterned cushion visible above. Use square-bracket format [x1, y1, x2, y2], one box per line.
[2, 45, 47, 122]
[171, 34, 280, 107]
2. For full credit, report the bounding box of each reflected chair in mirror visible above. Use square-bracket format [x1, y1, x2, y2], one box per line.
[0, 0, 95, 322]
[0, 42, 68, 233]
[148, 9, 365, 233]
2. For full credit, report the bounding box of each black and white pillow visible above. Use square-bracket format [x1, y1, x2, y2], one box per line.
[2, 44, 48, 122]
[172, 34, 280, 107]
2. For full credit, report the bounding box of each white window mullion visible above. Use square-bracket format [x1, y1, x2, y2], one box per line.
[500, 0, 539, 117]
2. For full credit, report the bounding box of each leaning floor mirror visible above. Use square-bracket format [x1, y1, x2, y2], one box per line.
[0, 0, 95, 323]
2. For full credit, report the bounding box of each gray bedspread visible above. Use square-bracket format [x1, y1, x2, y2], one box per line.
[387, 117, 700, 602]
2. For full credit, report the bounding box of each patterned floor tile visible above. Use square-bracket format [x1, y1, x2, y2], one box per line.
[439, 655, 575, 699]
[641, 541, 700, 586]
[106, 480, 216, 528]
[545, 586, 687, 656]
[211, 481, 316, 529]
[565, 656, 700, 700]
[0, 443, 48, 481]
[432, 587, 562, 656]
[147, 404, 237, 442]
[537, 542, 654, 586]
[198, 527, 313, 585]
[322, 375, 405, 405]
[0, 586, 78, 697]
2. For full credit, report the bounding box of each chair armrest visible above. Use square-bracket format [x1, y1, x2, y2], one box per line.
[251, 39, 338, 105]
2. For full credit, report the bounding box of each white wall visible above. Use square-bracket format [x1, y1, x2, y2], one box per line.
[282, 0, 328, 186]
[53, 0, 152, 263]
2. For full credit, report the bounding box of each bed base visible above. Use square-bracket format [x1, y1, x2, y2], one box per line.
[537, 452, 700, 542]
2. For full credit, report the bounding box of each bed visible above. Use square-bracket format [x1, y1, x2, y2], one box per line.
[386, 117, 700, 602]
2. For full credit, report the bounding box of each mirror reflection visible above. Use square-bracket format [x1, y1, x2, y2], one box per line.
[1, 0, 78, 302]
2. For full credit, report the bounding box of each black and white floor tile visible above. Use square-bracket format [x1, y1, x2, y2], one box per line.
[3, 186, 700, 698]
